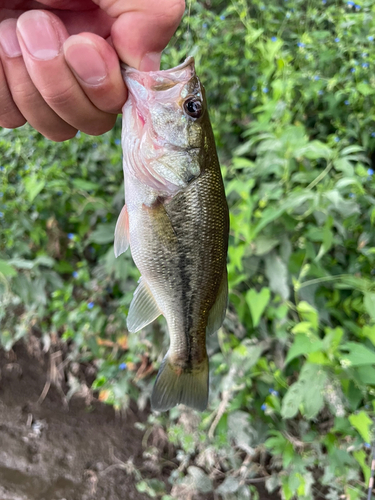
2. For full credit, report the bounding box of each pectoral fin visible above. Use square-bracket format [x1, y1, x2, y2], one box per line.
[206, 267, 228, 336]
[127, 277, 161, 333]
[114, 204, 129, 258]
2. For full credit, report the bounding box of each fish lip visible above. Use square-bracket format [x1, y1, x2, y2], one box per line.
[121, 56, 195, 76]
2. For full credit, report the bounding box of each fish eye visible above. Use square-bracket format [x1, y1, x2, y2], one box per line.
[183, 97, 203, 119]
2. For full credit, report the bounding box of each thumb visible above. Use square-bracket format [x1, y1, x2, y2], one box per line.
[93, 0, 185, 70]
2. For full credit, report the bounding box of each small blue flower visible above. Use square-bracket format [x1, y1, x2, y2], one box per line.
[261, 403, 267, 411]
[318, 90, 324, 95]
[0, 166, 4, 172]
[365, 443, 371, 449]
[114, 138, 120, 146]
[72, 271, 78, 278]
[350, 68, 356, 73]
[75, 131, 81, 138]
[314, 75, 320, 81]
[355, 4, 361, 9]
[368, 36, 374, 41]
[349, 193, 355, 198]
[368, 168, 374, 176]
[362, 52, 368, 57]
[68, 233, 74, 240]
[322, 0, 327, 3]
[334, 136, 340, 142]
[262, 87, 269, 93]
[335, 37, 340, 42]
[0, 212, 3, 218]
[87, 302, 94, 310]
[220, 15, 226, 20]
[251, 85, 257, 91]
[297, 42, 305, 48]
[268, 388, 279, 396]
[372, 132, 375, 137]
[119, 362, 127, 370]
[57, 191, 62, 196]
[344, 100, 349, 105]
[202, 23, 208, 28]
[347, 0, 354, 5]
[271, 36, 277, 42]
[362, 62, 369, 68]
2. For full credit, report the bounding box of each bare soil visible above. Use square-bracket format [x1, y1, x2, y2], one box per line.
[0, 344, 280, 500]
[0, 344, 150, 500]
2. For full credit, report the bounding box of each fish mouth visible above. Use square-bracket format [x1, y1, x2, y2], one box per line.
[158, 56, 195, 74]
[121, 56, 195, 77]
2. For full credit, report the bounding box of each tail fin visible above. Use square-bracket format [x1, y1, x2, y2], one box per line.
[151, 354, 209, 412]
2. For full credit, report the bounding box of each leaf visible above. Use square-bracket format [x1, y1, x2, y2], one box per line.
[302, 141, 332, 160]
[253, 236, 279, 256]
[364, 293, 375, 321]
[216, 476, 241, 495]
[286, 333, 323, 364]
[281, 364, 327, 419]
[340, 342, 375, 366]
[0, 259, 17, 277]
[303, 368, 327, 418]
[296, 301, 319, 331]
[265, 253, 289, 300]
[246, 287, 271, 327]
[24, 175, 45, 202]
[72, 178, 100, 191]
[349, 411, 373, 442]
[357, 82, 373, 96]
[353, 450, 371, 484]
[355, 366, 375, 385]
[187, 466, 213, 494]
[363, 325, 375, 347]
[88, 223, 116, 244]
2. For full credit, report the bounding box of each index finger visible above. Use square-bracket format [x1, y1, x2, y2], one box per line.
[93, 0, 185, 70]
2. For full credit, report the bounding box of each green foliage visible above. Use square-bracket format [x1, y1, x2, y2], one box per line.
[1, 0, 375, 498]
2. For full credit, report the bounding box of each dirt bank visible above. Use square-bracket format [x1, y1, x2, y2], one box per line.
[0, 344, 150, 500]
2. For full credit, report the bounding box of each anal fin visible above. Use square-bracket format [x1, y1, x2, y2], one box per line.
[127, 277, 161, 333]
[114, 204, 129, 258]
[206, 267, 228, 336]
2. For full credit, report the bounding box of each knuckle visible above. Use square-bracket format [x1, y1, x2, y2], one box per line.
[154, 0, 185, 27]
[40, 83, 77, 109]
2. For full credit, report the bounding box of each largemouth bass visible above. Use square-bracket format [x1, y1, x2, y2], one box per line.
[114, 57, 229, 412]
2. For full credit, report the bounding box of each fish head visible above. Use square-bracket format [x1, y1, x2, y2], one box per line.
[122, 57, 208, 194]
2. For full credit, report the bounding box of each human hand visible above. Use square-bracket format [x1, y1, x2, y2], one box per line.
[0, 0, 185, 141]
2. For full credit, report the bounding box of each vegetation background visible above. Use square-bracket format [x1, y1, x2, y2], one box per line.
[1, 0, 375, 498]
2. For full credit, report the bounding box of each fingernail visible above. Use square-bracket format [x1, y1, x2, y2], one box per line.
[0, 19, 22, 57]
[64, 36, 107, 85]
[17, 11, 60, 60]
[139, 52, 161, 72]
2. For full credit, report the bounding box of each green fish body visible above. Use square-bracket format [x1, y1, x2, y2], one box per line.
[114, 57, 229, 412]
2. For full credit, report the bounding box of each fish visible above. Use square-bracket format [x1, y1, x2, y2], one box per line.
[114, 57, 229, 412]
